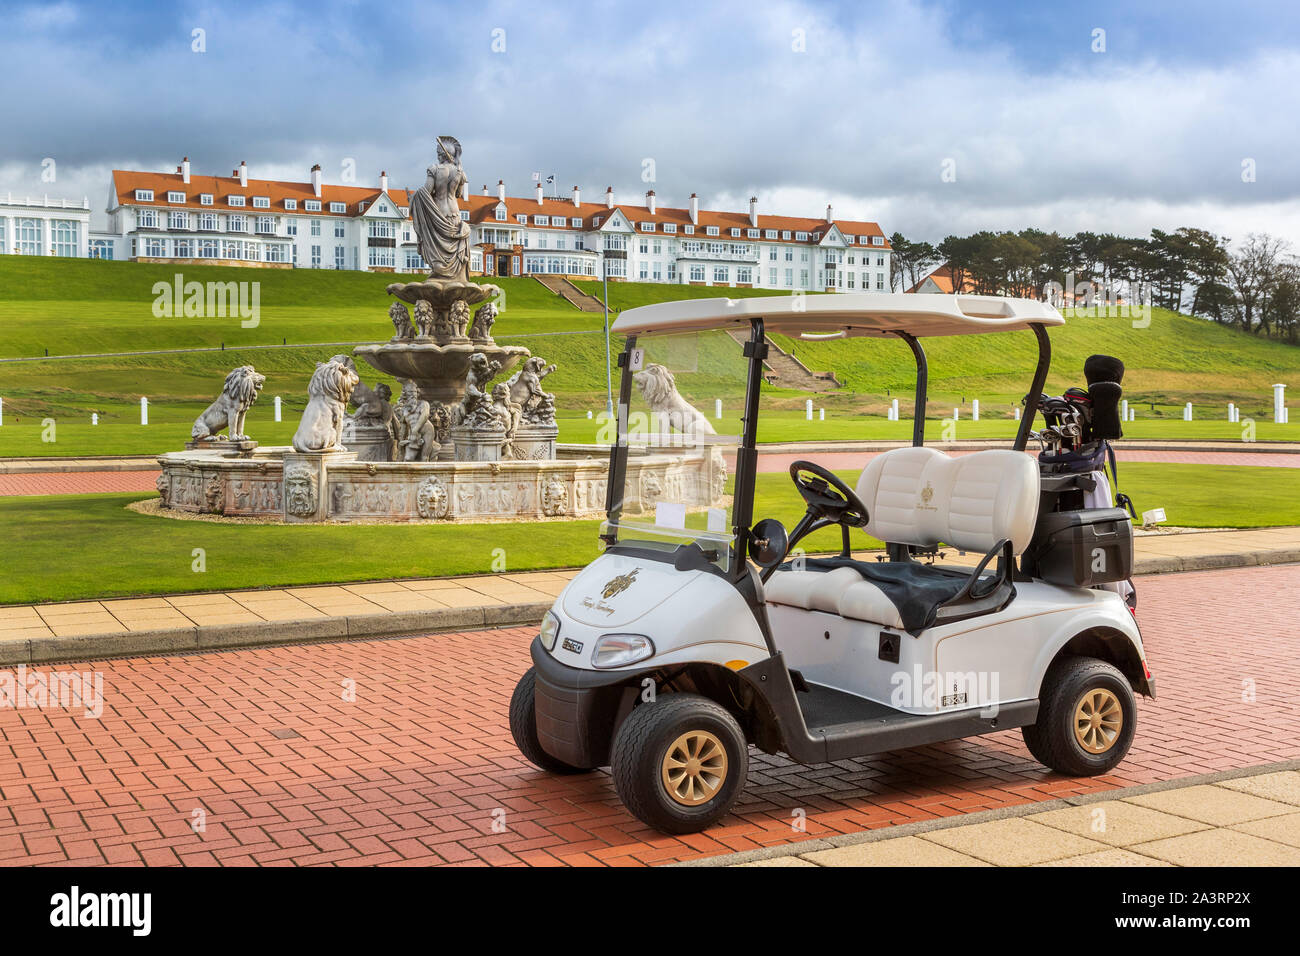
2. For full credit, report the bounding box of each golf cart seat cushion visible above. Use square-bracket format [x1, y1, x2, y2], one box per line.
[766, 561, 984, 632]
[856, 447, 1040, 554]
[765, 567, 905, 629]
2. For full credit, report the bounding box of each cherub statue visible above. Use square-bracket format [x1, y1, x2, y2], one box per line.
[389, 302, 415, 340]
[398, 398, 439, 461]
[451, 299, 472, 338]
[456, 352, 503, 428]
[507, 356, 557, 424]
[470, 302, 496, 342]
[491, 382, 524, 457]
[413, 300, 436, 338]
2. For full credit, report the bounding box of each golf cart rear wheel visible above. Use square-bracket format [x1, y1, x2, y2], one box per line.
[508, 667, 591, 775]
[611, 694, 748, 834]
[1023, 656, 1136, 776]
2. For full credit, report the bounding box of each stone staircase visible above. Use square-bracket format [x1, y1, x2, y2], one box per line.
[533, 275, 606, 312]
[727, 330, 841, 391]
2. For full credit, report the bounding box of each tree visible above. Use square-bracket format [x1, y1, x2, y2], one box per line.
[1226, 234, 1288, 334]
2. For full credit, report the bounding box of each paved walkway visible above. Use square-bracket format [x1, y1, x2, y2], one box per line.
[718, 766, 1300, 867]
[3, 527, 1299, 665]
[0, 563, 1296, 866]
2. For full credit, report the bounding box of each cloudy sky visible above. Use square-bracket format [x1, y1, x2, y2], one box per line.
[3, 0, 1299, 245]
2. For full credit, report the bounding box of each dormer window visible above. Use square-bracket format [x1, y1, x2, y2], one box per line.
[706, 226, 719, 236]
[167, 191, 185, 203]
[284, 198, 297, 210]
[782, 230, 792, 240]
[495, 205, 507, 221]
[358, 201, 368, 212]
[399, 207, 409, 217]
[872, 235, 884, 246]
[200, 194, 214, 206]
[134, 189, 154, 202]
[461, 211, 471, 221]
[228, 195, 246, 207]
[253, 196, 270, 208]
[684, 224, 695, 235]
[730, 228, 741, 237]
[746, 228, 759, 238]
[593, 217, 603, 228]
[663, 223, 677, 234]
[812, 232, 821, 241]
[570, 217, 582, 228]
[516, 214, 527, 224]
[329, 202, 345, 213]
[536, 215, 549, 226]
[764, 229, 777, 239]
[795, 231, 808, 241]
[640, 222, 656, 232]
[305, 200, 321, 211]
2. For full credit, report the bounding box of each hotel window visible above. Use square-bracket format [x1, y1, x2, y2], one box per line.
[877, 274, 885, 290]
[223, 240, 245, 259]
[310, 219, 321, 237]
[229, 215, 247, 233]
[168, 211, 188, 230]
[228, 195, 246, 206]
[199, 239, 219, 258]
[747, 229, 759, 238]
[286, 218, 298, 236]
[167, 191, 185, 203]
[768, 248, 777, 261]
[801, 250, 809, 261]
[358, 202, 368, 212]
[713, 266, 728, 283]
[877, 255, 885, 267]
[134, 189, 154, 202]
[284, 198, 297, 210]
[652, 240, 662, 255]
[730, 228, 741, 237]
[555, 237, 565, 250]
[873, 236, 884, 245]
[785, 249, 793, 261]
[89, 238, 113, 260]
[336, 246, 346, 269]
[639, 238, 649, 254]
[369, 221, 396, 238]
[848, 254, 855, 265]
[535, 216, 549, 226]
[400, 207, 409, 217]
[329, 202, 345, 213]
[536, 236, 547, 249]
[174, 239, 193, 257]
[689, 265, 705, 282]
[253, 197, 270, 209]
[335, 221, 345, 238]
[570, 217, 582, 228]
[667, 262, 676, 280]
[795, 231, 807, 241]
[640, 222, 655, 232]
[846, 235, 855, 244]
[846, 273, 855, 289]
[138, 209, 158, 229]
[784, 268, 793, 287]
[200, 194, 214, 205]
[684, 225, 694, 235]
[663, 223, 676, 234]
[407, 250, 426, 270]
[737, 266, 752, 284]
[652, 263, 662, 281]
[782, 230, 792, 240]
[311, 244, 321, 267]
[764, 229, 777, 239]
[705, 226, 719, 236]
[52, 220, 78, 257]
[258, 217, 276, 234]
[266, 244, 288, 263]
[769, 268, 777, 285]
[639, 262, 648, 279]
[145, 237, 167, 257]
[512, 256, 520, 276]
[199, 212, 217, 231]
[459, 211, 469, 221]
[515, 214, 527, 224]
[800, 269, 809, 286]
[305, 200, 321, 212]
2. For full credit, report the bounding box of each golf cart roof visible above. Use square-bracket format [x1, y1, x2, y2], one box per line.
[612, 292, 1064, 339]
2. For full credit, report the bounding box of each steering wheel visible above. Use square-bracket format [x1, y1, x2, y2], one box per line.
[789, 460, 870, 528]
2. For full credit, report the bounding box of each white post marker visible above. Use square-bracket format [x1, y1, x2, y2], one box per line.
[92, 412, 98, 426]
[953, 407, 959, 421]
[1183, 402, 1192, 422]
[715, 398, 722, 420]
[819, 408, 824, 421]
[1014, 407, 1021, 421]
[805, 399, 813, 421]
[1121, 399, 1129, 421]
[1227, 402, 1236, 423]
[274, 395, 282, 422]
[1274, 384, 1287, 424]
[140, 396, 149, 426]
[971, 399, 979, 422]
[0, 396, 4, 427]
[1128, 407, 1135, 421]
[890, 398, 899, 422]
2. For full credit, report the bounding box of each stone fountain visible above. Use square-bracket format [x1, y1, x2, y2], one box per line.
[153, 136, 725, 523]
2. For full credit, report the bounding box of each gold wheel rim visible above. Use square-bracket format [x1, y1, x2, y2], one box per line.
[1073, 688, 1124, 754]
[661, 730, 728, 807]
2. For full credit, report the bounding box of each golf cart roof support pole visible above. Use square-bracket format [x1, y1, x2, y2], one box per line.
[1014, 323, 1052, 452]
[730, 318, 767, 581]
[602, 334, 638, 545]
[893, 331, 927, 447]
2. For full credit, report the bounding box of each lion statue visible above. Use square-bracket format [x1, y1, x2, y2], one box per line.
[292, 354, 361, 452]
[633, 363, 716, 440]
[191, 365, 266, 442]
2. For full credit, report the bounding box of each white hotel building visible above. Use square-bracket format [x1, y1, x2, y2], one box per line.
[0, 194, 93, 258]
[91, 160, 891, 292]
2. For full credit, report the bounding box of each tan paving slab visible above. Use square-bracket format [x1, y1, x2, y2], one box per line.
[1132, 828, 1300, 866]
[166, 593, 245, 609]
[343, 582, 415, 597]
[119, 616, 195, 632]
[1031, 801, 1210, 847]
[0, 625, 51, 641]
[398, 579, 464, 591]
[283, 586, 357, 600]
[1232, 811, 1300, 849]
[174, 610, 263, 626]
[349, 593, 449, 612]
[920, 817, 1108, 866]
[48, 621, 128, 637]
[732, 856, 819, 867]
[1216, 771, 1300, 806]
[431, 589, 504, 608]
[36, 602, 108, 619]
[802, 836, 992, 867]
[1036, 849, 1173, 867]
[1124, 784, 1294, 826]
[102, 598, 174, 611]
[0, 606, 46, 624]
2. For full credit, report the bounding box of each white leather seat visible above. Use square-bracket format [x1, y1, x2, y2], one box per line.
[765, 449, 1040, 630]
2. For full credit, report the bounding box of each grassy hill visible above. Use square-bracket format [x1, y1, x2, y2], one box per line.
[0, 256, 1296, 457]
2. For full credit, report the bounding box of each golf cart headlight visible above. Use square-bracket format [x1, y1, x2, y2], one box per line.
[592, 634, 655, 669]
[539, 611, 560, 651]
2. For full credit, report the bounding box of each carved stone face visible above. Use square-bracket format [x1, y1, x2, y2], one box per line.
[416, 477, 449, 519]
[284, 466, 318, 517]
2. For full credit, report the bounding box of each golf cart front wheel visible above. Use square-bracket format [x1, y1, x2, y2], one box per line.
[611, 694, 748, 834]
[508, 667, 592, 775]
[1023, 656, 1136, 776]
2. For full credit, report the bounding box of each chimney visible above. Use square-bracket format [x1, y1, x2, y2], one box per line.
[310, 164, 322, 198]
[181, 157, 191, 184]
[498, 179, 506, 201]
[572, 185, 580, 207]
[482, 184, 489, 196]
[825, 203, 833, 224]
[689, 193, 699, 225]
[461, 181, 469, 201]
[749, 196, 758, 228]
[536, 181, 544, 205]
[605, 186, 614, 209]
[646, 190, 656, 215]
[380, 170, 388, 191]
[238, 161, 248, 188]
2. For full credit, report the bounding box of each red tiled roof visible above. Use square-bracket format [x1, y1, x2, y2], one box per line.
[110, 169, 411, 217]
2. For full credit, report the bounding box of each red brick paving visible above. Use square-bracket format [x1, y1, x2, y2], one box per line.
[0, 471, 160, 496]
[0, 563, 1297, 866]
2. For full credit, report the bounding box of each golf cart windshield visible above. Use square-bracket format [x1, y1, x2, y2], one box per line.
[600, 330, 742, 573]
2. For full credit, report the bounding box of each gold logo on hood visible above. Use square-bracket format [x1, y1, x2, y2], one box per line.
[601, 568, 639, 599]
[918, 482, 937, 510]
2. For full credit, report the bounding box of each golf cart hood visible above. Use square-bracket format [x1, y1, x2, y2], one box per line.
[562, 552, 701, 628]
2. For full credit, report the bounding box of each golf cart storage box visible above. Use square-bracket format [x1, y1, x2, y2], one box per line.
[1028, 507, 1133, 587]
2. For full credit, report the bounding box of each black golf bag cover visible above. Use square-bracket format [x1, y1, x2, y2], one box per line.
[1084, 354, 1125, 440]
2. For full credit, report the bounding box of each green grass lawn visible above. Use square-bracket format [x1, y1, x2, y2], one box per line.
[4, 462, 1295, 605]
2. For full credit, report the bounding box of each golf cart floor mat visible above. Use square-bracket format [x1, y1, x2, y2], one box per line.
[798, 681, 912, 734]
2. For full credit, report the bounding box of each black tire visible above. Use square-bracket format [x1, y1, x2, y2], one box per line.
[508, 667, 590, 775]
[1023, 655, 1137, 776]
[611, 693, 748, 834]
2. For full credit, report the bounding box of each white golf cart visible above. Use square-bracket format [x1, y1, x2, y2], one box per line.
[509, 293, 1154, 834]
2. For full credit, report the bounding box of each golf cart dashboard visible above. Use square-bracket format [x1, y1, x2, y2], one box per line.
[604, 540, 727, 576]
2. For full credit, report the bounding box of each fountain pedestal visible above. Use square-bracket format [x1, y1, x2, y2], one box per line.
[510, 422, 558, 461]
[347, 424, 395, 462]
[282, 449, 355, 523]
[452, 424, 506, 462]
